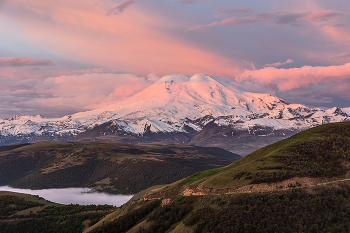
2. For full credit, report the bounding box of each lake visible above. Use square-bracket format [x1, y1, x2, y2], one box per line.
[0, 186, 133, 206]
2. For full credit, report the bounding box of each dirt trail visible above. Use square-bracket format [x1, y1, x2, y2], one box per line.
[144, 175, 350, 200]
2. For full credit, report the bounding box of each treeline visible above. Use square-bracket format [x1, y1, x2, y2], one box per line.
[139, 197, 194, 233]
[35, 204, 114, 217]
[0, 195, 44, 217]
[183, 184, 350, 233]
[0, 212, 107, 233]
[90, 200, 161, 233]
[0, 196, 116, 233]
[10, 156, 231, 194]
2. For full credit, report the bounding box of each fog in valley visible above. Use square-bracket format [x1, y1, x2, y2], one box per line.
[0, 186, 133, 206]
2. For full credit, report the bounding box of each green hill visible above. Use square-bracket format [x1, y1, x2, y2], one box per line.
[145, 121, 350, 197]
[0, 142, 239, 194]
[88, 182, 350, 233]
[84, 122, 350, 233]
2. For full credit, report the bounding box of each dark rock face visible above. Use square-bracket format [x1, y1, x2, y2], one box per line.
[72, 119, 298, 156]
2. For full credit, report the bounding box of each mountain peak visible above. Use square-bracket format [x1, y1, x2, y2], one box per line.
[189, 73, 215, 83]
[1, 73, 350, 154]
[154, 73, 215, 85]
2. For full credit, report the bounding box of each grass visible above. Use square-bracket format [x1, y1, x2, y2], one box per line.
[177, 168, 224, 188]
[156, 122, 350, 193]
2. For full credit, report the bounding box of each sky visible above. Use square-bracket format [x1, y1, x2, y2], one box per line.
[0, 0, 350, 118]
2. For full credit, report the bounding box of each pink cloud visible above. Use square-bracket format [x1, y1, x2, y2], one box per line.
[34, 73, 158, 110]
[188, 10, 342, 31]
[5, 0, 243, 78]
[215, 8, 253, 18]
[303, 10, 341, 20]
[107, 0, 134, 15]
[237, 63, 350, 92]
[0, 57, 53, 67]
[188, 13, 276, 31]
[0, 72, 159, 118]
[174, 0, 205, 5]
[330, 52, 350, 59]
[264, 59, 294, 68]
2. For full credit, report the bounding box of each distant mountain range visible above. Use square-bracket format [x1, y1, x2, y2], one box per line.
[1, 73, 349, 155]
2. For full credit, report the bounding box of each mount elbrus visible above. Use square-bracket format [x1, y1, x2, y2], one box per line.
[1, 74, 349, 155]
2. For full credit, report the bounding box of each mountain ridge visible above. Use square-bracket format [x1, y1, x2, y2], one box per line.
[1, 73, 349, 155]
[0, 141, 239, 194]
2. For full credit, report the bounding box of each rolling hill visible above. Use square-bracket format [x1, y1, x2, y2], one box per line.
[85, 122, 350, 233]
[0, 142, 239, 194]
[144, 121, 350, 197]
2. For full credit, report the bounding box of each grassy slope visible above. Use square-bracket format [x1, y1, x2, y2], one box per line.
[156, 122, 350, 192]
[87, 122, 350, 233]
[88, 181, 350, 233]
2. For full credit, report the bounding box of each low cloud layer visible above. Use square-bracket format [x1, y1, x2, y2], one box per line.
[236, 63, 350, 107]
[237, 63, 350, 91]
[188, 10, 341, 31]
[264, 59, 294, 68]
[0, 57, 54, 67]
[0, 73, 158, 118]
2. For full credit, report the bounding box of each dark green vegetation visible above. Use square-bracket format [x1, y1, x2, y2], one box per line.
[90, 199, 161, 233]
[0, 142, 239, 194]
[0, 192, 115, 233]
[0, 195, 45, 216]
[184, 185, 350, 233]
[154, 121, 350, 193]
[90, 182, 350, 233]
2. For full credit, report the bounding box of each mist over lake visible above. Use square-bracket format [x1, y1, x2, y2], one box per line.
[0, 186, 133, 206]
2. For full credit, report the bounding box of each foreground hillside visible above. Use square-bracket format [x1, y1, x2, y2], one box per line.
[0, 142, 239, 194]
[83, 122, 350, 233]
[0, 191, 114, 233]
[145, 121, 350, 197]
[88, 182, 350, 233]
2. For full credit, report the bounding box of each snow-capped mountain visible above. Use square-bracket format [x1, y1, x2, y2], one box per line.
[1, 73, 349, 155]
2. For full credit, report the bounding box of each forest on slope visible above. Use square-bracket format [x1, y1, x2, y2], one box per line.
[0, 142, 239, 194]
[0, 191, 114, 233]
